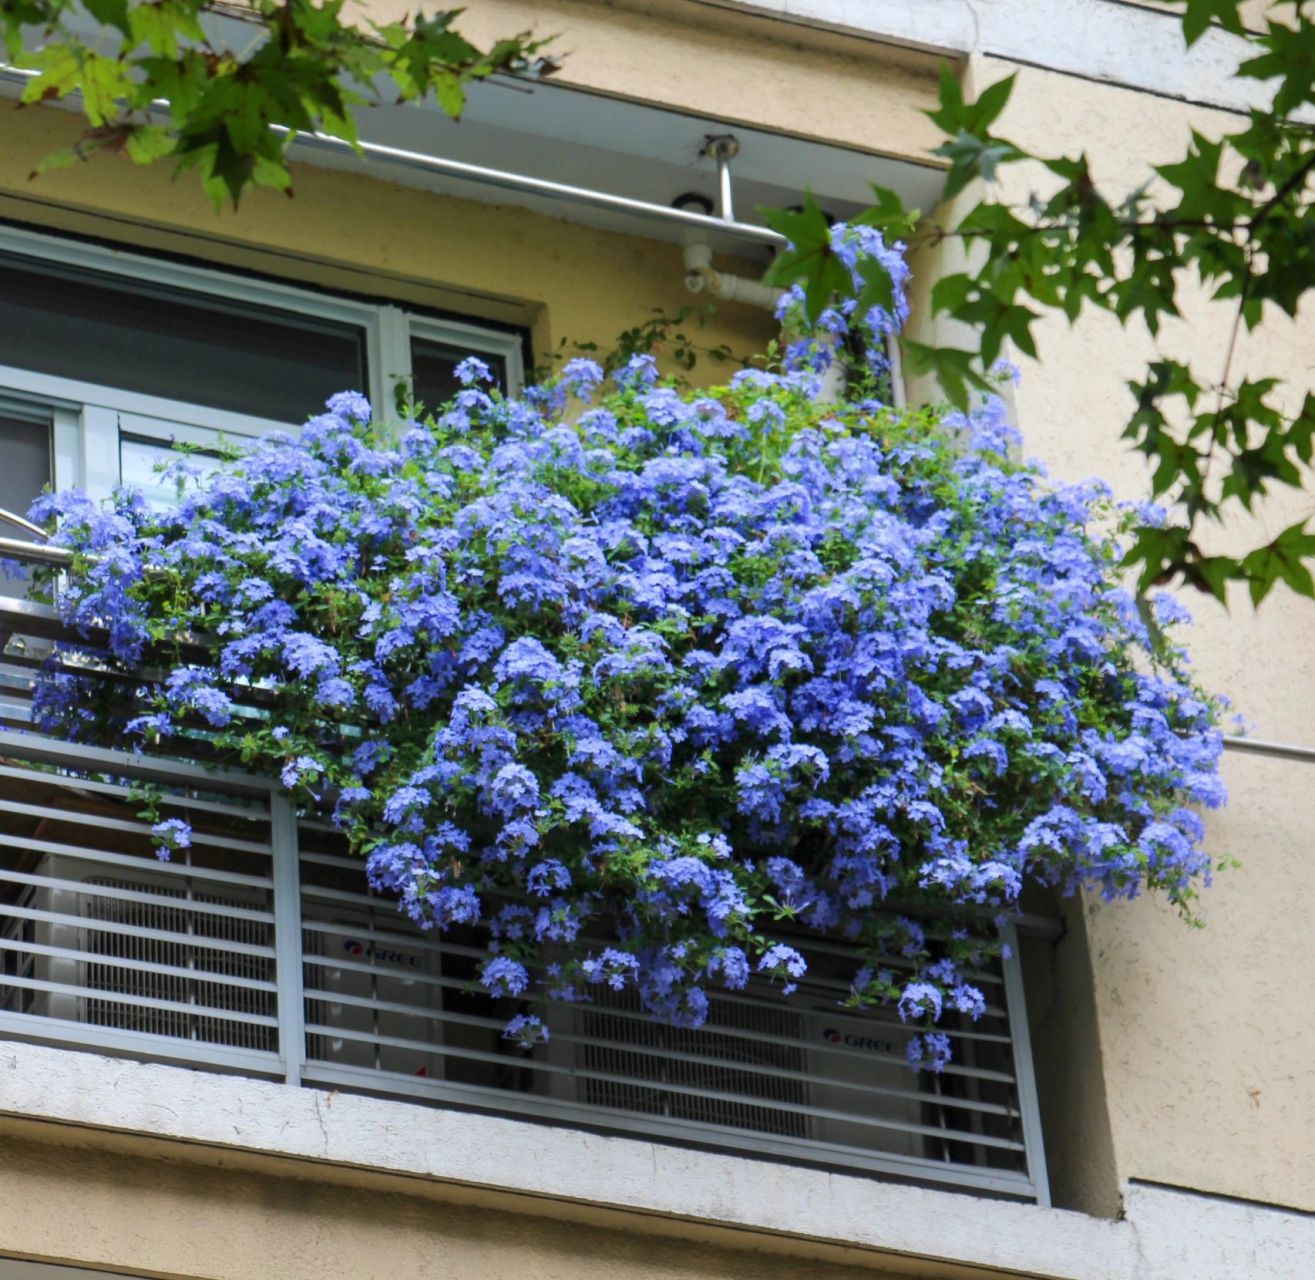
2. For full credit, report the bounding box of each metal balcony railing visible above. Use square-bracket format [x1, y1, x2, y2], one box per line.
[0, 597, 1050, 1204]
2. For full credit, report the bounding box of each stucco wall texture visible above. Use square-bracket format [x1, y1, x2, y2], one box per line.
[964, 54, 1315, 1214]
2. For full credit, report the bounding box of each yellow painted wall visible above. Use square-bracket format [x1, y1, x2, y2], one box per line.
[0, 1122, 926, 1280]
[0, 103, 777, 387]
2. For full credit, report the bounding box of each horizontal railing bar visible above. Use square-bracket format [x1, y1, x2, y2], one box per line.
[303, 1020, 1023, 1150]
[299, 882, 400, 911]
[302, 984, 1017, 1118]
[0, 762, 270, 821]
[0, 1009, 282, 1075]
[0, 868, 274, 924]
[788, 962, 1008, 1010]
[0, 536, 73, 568]
[0, 934, 278, 994]
[1, 972, 279, 1027]
[301, 906, 1003, 1005]
[299, 888, 1009, 1014]
[298, 1058, 1036, 1199]
[0, 901, 277, 960]
[301, 911, 1011, 1039]
[0, 727, 277, 795]
[0, 798, 273, 858]
[1222, 733, 1315, 763]
[297, 849, 362, 871]
[0, 836, 273, 884]
[779, 934, 1007, 989]
[299, 947, 1013, 1074]
[281, 129, 789, 248]
[298, 919, 1015, 1061]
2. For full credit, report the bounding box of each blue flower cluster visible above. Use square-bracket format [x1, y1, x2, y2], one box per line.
[29, 235, 1224, 1066]
[775, 223, 913, 383]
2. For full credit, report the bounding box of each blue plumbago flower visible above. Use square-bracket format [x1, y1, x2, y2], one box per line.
[482, 955, 530, 998]
[150, 817, 192, 862]
[561, 357, 606, 402]
[503, 1013, 550, 1047]
[906, 1031, 953, 1073]
[454, 357, 493, 387]
[29, 251, 1226, 1064]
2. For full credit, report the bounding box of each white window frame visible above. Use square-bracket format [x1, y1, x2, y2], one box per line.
[0, 224, 525, 500]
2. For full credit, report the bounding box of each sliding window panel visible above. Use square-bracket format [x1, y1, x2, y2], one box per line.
[408, 319, 523, 418]
[0, 254, 367, 425]
[118, 414, 242, 510]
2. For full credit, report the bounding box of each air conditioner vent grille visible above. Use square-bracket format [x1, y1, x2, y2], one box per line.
[82, 877, 275, 1052]
[580, 991, 809, 1138]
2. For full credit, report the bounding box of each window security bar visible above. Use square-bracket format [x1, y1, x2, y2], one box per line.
[0, 606, 1050, 1203]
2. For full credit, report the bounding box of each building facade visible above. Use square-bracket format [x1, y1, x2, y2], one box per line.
[0, 3, 1312, 1278]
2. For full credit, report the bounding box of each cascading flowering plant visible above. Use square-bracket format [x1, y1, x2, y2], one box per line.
[27, 227, 1225, 1069]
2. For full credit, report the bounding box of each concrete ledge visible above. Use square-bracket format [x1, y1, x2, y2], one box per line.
[1, 1041, 1310, 1279]
[708, 0, 1273, 116]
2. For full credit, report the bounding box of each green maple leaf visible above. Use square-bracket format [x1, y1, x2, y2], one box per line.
[760, 192, 850, 326]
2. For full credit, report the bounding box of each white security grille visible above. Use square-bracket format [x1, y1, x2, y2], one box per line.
[0, 595, 1049, 1203]
[295, 833, 1046, 1201]
[0, 728, 287, 1078]
[578, 993, 810, 1138]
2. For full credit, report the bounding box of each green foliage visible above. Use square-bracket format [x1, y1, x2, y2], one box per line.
[541, 304, 749, 382]
[5, 1, 552, 206]
[770, 1, 1315, 608]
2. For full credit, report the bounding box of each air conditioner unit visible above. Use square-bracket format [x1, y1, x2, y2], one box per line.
[0, 852, 276, 1053]
[538, 983, 930, 1161]
[295, 888, 944, 1165]
[300, 903, 448, 1080]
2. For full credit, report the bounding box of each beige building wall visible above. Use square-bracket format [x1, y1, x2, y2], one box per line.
[909, 53, 1315, 1213]
[0, 1124, 920, 1280]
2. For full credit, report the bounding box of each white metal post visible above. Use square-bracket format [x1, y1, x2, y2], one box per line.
[1000, 922, 1051, 1207]
[271, 795, 306, 1087]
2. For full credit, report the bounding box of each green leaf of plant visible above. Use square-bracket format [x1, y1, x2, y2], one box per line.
[902, 340, 995, 411]
[761, 192, 850, 325]
[125, 124, 176, 165]
[29, 146, 80, 178]
[851, 184, 919, 237]
[965, 73, 1016, 134]
[1240, 521, 1315, 604]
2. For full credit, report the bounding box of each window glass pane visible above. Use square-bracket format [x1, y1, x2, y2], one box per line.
[120, 423, 228, 510]
[410, 336, 508, 416]
[0, 253, 367, 424]
[0, 406, 52, 597]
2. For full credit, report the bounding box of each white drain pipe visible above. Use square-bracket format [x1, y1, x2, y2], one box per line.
[683, 241, 785, 311]
[683, 240, 846, 400]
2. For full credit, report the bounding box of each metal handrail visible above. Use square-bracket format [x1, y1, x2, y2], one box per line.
[0, 537, 73, 568]
[0, 63, 787, 252]
[0, 507, 49, 541]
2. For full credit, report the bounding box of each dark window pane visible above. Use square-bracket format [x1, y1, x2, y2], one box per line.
[0, 254, 367, 424]
[0, 408, 52, 597]
[410, 337, 507, 416]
